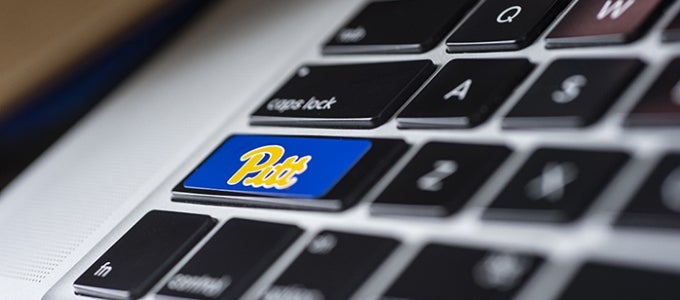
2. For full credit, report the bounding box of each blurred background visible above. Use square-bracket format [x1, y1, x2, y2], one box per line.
[0, 0, 215, 189]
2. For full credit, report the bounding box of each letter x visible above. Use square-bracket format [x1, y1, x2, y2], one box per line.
[525, 162, 579, 202]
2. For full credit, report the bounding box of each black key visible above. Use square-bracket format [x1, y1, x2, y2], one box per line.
[398, 59, 534, 128]
[381, 244, 543, 300]
[250, 61, 435, 129]
[616, 154, 680, 228]
[446, 0, 569, 52]
[372, 142, 511, 217]
[323, 0, 477, 54]
[504, 59, 643, 128]
[559, 262, 680, 300]
[73, 211, 215, 300]
[546, 0, 669, 48]
[158, 219, 302, 300]
[261, 231, 398, 300]
[484, 148, 629, 223]
[663, 10, 680, 42]
[173, 135, 408, 211]
[626, 58, 680, 126]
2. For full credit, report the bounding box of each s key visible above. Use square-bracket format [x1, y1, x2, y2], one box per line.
[504, 59, 643, 128]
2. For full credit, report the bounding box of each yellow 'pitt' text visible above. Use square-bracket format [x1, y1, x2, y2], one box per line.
[227, 145, 311, 190]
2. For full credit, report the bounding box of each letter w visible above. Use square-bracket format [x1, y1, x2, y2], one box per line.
[597, 0, 635, 20]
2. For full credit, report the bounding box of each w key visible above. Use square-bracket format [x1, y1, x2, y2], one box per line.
[547, 0, 669, 48]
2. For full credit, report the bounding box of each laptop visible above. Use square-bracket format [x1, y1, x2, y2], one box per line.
[2, 0, 680, 298]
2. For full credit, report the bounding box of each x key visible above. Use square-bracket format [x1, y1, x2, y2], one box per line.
[483, 148, 629, 223]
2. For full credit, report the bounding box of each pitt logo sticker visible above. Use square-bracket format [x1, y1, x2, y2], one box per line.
[227, 145, 311, 190]
[182, 135, 372, 198]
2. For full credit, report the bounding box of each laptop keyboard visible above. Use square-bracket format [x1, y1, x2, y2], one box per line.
[72, 0, 680, 299]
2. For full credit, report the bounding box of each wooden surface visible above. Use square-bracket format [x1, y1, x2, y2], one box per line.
[0, 0, 170, 119]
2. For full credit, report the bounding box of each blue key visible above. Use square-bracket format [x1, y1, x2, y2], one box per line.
[174, 135, 408, 211]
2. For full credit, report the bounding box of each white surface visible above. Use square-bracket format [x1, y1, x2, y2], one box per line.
[0, 0, 678, 299]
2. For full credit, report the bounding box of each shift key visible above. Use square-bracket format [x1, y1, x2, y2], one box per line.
[250, 61, 435, 128]
[73, 211, 215, 300]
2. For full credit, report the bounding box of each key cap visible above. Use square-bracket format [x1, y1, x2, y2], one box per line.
[157, 219, 302, 300]
[559, 262, 680, 300]
[504, 59, 643, 128]
[446, 0, 569, 52]
[372, 142, 511, 217]
[381, 244, 543, 300]
[398, 59, 534, 128]
[173, 135, 408, 211]
[261, 231, 398, 300]
[546, 0, 668, 48]
[323, 0, 477, 54]
[663, 10, 680, 42]
[484, 148, 629, 223]
[250, 61, 435, 128]
[626, 58, 680, 126]
[616, 154, 680, 228]
[73, 211, 215, 300]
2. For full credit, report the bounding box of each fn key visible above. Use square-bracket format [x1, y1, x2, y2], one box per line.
[73, 211, 215, 300]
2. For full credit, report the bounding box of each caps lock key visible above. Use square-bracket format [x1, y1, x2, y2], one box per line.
[250, 61, 435, 129]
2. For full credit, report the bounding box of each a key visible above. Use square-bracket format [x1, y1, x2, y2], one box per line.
[546, 0, 669, 48]
[559, 262, 680, 300]
[260, 231, 398, 300]
[663, 10, 680, 42]
[483, 148, 629, 223]
[157, 219, 302, 300]
[398, 59, 534, 128]
[616, 154, 680, 228]
[626, 58, 680, 127]
[323, 0, 477, 54]
[250, 61, 435, 128]
[504, 59, 643, 128]
[446, 0, 569, 52]
[372, 142, 511, 217]
[73, 211, 215, 300]
[381, 244, 543, 300]
[173, 135, 408, 211]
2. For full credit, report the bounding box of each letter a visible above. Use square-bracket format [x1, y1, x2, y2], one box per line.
[597, 0, 635, 20]
[444, 79, 472, 101]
